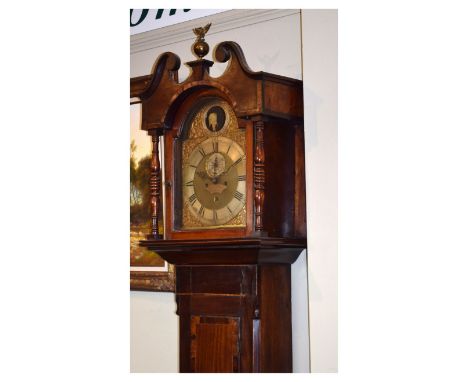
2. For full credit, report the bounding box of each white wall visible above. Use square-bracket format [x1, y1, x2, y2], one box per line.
[130, 10, 302, 80]
[130, 292, 178, 372]
[130, 9, 337, 373]
[291, 250, 311, 371]
[301, 9, 338, 372]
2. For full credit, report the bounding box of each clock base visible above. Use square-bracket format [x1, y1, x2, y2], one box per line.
[141, 237, 306, 372]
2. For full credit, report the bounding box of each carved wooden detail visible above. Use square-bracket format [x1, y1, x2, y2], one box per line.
[254, 121, 265, 232]
[130, 41, 303, 131]
[149, 131, 162, 239]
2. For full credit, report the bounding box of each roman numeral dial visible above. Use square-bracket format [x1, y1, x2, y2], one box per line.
[182, 136, 246, 227]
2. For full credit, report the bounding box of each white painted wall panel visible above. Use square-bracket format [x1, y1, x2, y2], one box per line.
[130, 292, 178, 372]
[301, 9, 338, 372]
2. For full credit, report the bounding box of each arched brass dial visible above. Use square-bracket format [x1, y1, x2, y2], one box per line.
[183, 136, 246, 226]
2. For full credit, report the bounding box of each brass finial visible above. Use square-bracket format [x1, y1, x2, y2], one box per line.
[192, 23, 211, 59]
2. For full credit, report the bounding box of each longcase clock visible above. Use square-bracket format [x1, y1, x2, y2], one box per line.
[130, 26, 307, 373]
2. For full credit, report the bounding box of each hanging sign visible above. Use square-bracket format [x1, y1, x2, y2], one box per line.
[130, 9, 227, 35]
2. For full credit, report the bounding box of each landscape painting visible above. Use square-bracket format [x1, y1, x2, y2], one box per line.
[130, 103, 174, 291]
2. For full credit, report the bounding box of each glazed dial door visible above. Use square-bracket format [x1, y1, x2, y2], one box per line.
[180, 99, 247, 230]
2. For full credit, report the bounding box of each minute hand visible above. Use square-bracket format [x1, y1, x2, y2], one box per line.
[222, 156, 245, 175]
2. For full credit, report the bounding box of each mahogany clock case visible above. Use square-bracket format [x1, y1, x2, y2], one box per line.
[131, 40, 307, 372]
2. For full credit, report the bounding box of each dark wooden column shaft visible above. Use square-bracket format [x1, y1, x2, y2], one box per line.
[254, 121, 265, 232]
[149, 130, 163, 239]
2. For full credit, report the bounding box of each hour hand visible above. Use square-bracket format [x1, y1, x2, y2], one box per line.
[195, 171, 210, 180]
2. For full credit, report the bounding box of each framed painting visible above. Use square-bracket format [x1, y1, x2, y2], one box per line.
[130, 103, 174, 292]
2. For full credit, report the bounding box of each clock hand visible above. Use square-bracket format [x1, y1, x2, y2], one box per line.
[196, 170, 220, 184]
[208, 159, 235, 184]
[196, 171, 210, 180]
[221, 156, 245, 176]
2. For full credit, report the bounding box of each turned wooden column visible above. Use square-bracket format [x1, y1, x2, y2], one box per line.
[149, 130, 163, 239]
[254, 120, 265, 233]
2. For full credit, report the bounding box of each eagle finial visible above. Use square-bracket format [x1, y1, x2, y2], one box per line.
[192, 23, 211, 41]
[191, 23, 212, 59]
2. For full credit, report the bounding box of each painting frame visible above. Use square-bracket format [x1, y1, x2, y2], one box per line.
[130, 101, 175, 293]
[130, 263, 175, 292]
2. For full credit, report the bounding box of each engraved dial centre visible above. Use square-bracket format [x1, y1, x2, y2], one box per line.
[205, 152, 225, 178]
[183, 136, 246, 226]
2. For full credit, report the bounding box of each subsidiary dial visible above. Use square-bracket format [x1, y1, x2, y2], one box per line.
[205, 153, 226, 178]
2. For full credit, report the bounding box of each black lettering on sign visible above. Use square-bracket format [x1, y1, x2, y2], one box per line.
[155, 9, 164, 19]
[131, 9, 192, 27]
[130, 9, 149, 27]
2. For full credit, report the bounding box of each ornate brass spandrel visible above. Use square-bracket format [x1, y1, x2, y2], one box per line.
[182, 201, 246, 229]
[227, 204, 247, 226]
[182, 202, 204, 228]
[182, 136, 206, 164]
